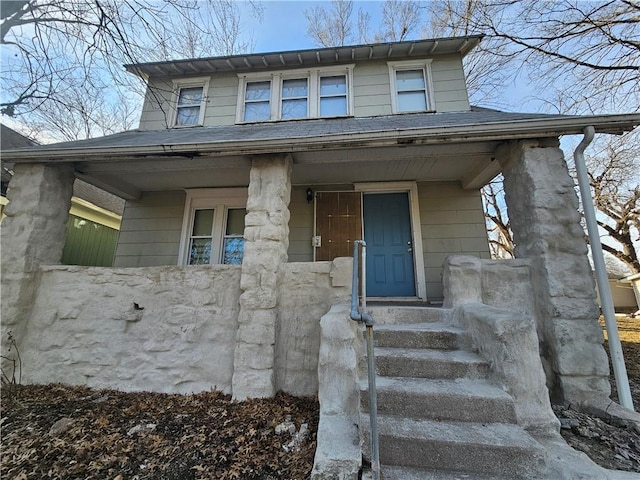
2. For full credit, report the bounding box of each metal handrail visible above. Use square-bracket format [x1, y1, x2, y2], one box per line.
[349, 240, 380, 480]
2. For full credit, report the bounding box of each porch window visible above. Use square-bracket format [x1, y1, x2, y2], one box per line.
[237, 65, 353, 123]
[189, 209, 214, 265]
[179, 189, 248, 266]
[388, 61, 435, 114]
[222, 208, 246, 265]
[172, 77, 209, 127]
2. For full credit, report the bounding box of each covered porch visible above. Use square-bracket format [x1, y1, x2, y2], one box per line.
[2, 110, 639, 407]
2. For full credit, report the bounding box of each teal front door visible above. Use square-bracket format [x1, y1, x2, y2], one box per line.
[363, 192, 416, 297]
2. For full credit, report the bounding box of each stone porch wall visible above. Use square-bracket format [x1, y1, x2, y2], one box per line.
[15, 260, 350, 396]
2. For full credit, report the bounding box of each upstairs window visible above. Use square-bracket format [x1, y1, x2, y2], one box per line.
[281, 78, 308, 119]
[244, 81, 271, 122]
[237, 66, 353, 123]
[388, 61, 435, 114]
[319, 75, 347, 117]
[172, 78, 209, 127]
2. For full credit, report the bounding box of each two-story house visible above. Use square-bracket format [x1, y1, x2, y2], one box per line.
[2, 36, 640, 478]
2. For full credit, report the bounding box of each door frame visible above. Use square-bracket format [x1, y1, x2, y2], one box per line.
[355, 181, 427, 301]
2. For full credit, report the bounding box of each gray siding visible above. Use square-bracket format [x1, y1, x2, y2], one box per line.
[417, 181, 490, 300]
[113, 183, 489, 299]
[430, 55, 470, 112]
[113, 191, 185, 267]
[288, 186, 314, 262]
[353, 56, 470, 116]
[138, 54, 471, 130]
[138, 78, 173, 130]
[353, 62, 393, 117]
[138, 75, 239, 131]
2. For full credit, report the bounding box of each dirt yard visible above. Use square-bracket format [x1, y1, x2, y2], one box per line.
[1, 316, 640, 478]
[555, 316, 640, 472]
[0, 386, 318, 479]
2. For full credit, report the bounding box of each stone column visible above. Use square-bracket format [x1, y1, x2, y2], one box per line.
[1, 163, 74, 372]
[232, 154, 292, 400]
[498, 139, 610, 406]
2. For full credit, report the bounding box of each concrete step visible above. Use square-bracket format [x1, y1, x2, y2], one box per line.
[360, 376, 517, 423]
[375, 347, 488, 379]
[368, 306, 451, 325]
[373, 322, 466, 350]
[365, 415, 546, 477]
[377, 465, 526, 480]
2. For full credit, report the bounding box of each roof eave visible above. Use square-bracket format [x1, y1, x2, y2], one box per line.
[4, 113, 639, 164]
[125, 36, 484, 78]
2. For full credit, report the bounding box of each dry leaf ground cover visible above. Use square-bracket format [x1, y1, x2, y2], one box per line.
[555, 316, 640, 473]
[1, 386, 318, 480]
[2, 317, 640, 478]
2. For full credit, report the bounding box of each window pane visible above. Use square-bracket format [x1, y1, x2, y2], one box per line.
[176, 106, 201, 126]
[223, 237, 245, 265]
[320, 96, 347, 117]
[397, 91, 427, 112]
[282, 99, 308, 119]
[282, 78, 308, 98]
[244, 102, 271, 122]
[226, 208, 246, 235]
[320, 76, 346, 95]
[245, 81, 271, 101]
[189, 238, 212, 265]
[396, 70, 425, 91]
[192, 209, 214, 236]
[178, 87, 203, 105]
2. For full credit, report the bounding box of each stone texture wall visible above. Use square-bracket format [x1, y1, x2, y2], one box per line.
[14, 261, 350, 396]
[233, 155, 292, 400]
[20, 265, 242, 394]
[276, 259, 352, 396]
[443, 256, 559, 436]
[1, 163, 74, 374]
[498, 139, 610, 405]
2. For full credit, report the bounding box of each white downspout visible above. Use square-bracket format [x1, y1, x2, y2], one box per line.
[573, 126, 634, 411]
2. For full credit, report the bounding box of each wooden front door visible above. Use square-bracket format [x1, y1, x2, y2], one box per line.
[314, 191, 362, 261]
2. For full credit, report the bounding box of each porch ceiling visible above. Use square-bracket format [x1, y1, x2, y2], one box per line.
[73, 141, 501, 199]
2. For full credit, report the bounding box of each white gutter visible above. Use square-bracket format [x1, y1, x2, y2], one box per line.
[574, 126, 634, 411]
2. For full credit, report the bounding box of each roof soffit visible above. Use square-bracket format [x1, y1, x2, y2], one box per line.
[125, 36, 483, 78]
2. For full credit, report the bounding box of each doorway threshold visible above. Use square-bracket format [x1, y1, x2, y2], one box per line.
[367, 297, 443, 307]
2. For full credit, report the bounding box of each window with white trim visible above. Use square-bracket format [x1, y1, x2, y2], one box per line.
[237, 66, 354, 123]
[179, 189, 247, 265]
[244, 81, 271, 122]
[172, 78, 209, 127]
[281, 78, 308, 119]
[388, 61, 435, 114]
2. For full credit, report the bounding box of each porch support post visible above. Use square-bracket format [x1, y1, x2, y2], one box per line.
[1, 163, 74, 373]
[232, 154, 292, 400]
[497, 139, 610, 407]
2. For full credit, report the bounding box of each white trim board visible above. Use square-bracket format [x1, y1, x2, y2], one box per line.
[355, 181, 427, 301]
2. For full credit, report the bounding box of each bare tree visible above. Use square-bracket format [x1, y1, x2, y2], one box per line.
[584, 132, 640, 273]
[482, 176, 515, 259]
[1, 0, 259, 141]
[425, 1, 514, 107]
[305, 0, 354, 48]
[306, 0, 422, 47]
[461, 0, 640, 114]
[378, 0, 422, 42]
